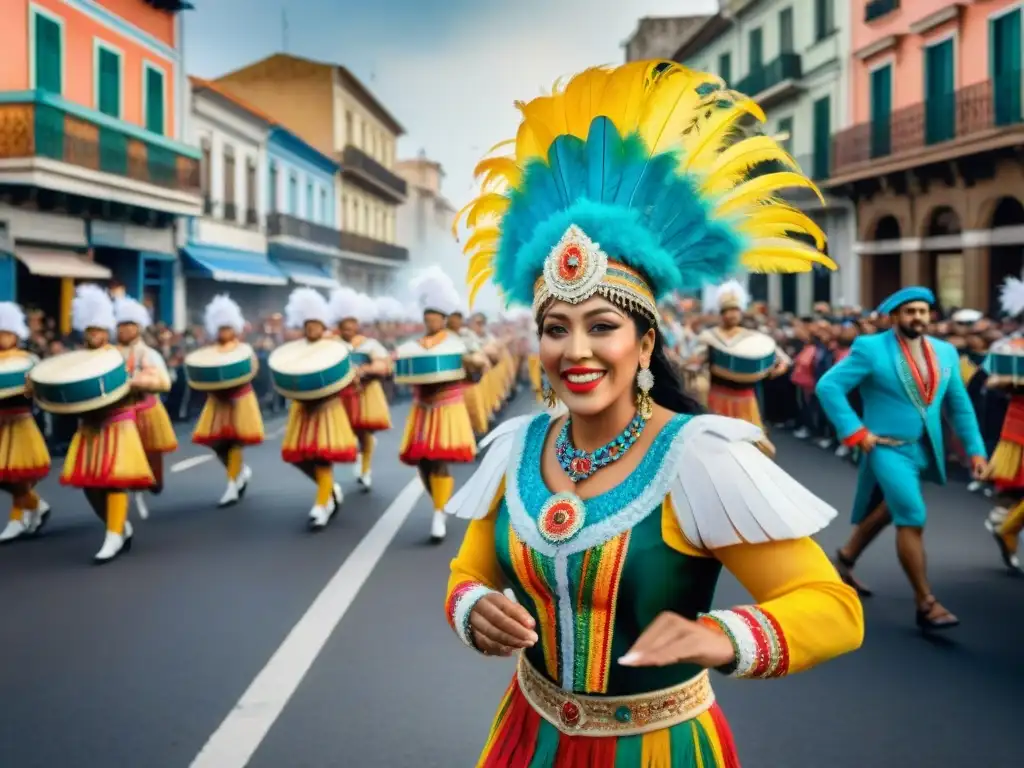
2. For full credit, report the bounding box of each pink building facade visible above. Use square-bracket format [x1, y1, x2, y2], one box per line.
[825, 0, 1024, 312]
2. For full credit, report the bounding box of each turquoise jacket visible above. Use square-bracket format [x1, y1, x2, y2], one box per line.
[815, 330, 985, 484]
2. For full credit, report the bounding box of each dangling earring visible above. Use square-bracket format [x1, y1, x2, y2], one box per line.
[636, 366, 654, 420]
[542, 375, 558, 408]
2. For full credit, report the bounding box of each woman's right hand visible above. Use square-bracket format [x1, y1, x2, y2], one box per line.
[469, 592, 538, 656]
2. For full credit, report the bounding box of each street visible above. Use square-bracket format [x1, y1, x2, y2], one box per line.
[1, 395, 1021, 768]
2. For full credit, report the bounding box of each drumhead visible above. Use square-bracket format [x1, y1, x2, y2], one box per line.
[0, 354, 34, 374]
[991, 337, 1024, 355]
[185, 342, 254, 368]
[707, 330, 776, 359]
[396, 334, 467, 359]
[269, 338, 350, 375]
[31, 347, 123, 384]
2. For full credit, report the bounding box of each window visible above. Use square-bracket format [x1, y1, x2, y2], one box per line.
[95, 43, 121, 118]
[779, 8, 794, 54]
[748, 27, 763, 70]
[360, 122, 366, 150]
[812, 96, 831, 180]
[781, 273, 798, 314]
[345, 111, 353, 144]
[990, 8, 1023, 125]
[268, 161, 278, 212]
[776, 116, 793, 154]
[924, 39, 955, 144]
[246, 158, 257, 217]
[749, 274, 769, 303]
[143, 63, 165, 135]
[200, 138, 211, 197]
[320, 187, 329, 225]
[353, 199, 360, 232]
[718, 52, 731, 84]
[815, 0, 835, 41]
[869, 63, 892, 157]
[32, 9, 63, 94]
[306, 181, 314, 220]
[288, 173, 298, 215]
[223, 145, 236, 209]
[812, 261, 832, 303]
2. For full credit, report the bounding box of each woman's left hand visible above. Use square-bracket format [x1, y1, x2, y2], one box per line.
[618, 612, 735, 669]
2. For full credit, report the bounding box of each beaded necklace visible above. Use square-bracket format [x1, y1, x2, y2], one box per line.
[555, 412, 646, 483]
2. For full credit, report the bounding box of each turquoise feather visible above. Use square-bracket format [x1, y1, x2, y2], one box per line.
[494, 116, 746, 307]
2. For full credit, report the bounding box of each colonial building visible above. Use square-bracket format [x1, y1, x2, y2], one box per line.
[825, 0, 1024, 313]
[183, 78, 342, 324]
[212, 53, 408, 294]
[395, 153, 461, 286]
[0, 0, 201, 330]
[673, 0, 855, 313]
[623, 16, 712, 62]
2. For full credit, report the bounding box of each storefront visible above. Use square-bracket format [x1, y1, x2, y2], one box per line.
[269, 245, 339, 290]
[90, 221, 179, 326]
[181, 243, 290, 327]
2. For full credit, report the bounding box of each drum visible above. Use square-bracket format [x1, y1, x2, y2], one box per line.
[985, 338, 1024, 382]
[0, 353, 36, 400]
[29, 347, 129, 414]
[394, 335, 467, 385]
[269, 338, 354, 400]
[349, 351, 372, 367]
[707, 332, 777, 384]
[185, 343, 256, 391]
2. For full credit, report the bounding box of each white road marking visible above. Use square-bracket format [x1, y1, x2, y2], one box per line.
[170, 455, 213, 473]
[189, 476, 425, 768]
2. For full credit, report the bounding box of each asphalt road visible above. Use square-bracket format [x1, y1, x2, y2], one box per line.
[0, 395, 1021, 768]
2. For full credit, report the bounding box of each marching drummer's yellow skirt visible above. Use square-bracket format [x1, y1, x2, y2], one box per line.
[340, 380, 392, 432]
[135, 395, 178, 454]
[193, 384, 264, 447]
[707, 382, 764, 429]
[527, 355, 543, 400]
[61, 405, 154, 490]
[463, 383, 490, 435]
[399, 385, 477, 465]
[282, 396, 359, 464]
[0, 405, 50, 483]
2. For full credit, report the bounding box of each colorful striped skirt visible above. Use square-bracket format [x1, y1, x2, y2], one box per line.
[192, 384, 265, 447]
[706, 382, 763, 430]
[135, 395, 178, 454]
[990, 395, 1024, 492]
[0, 407, 50, 484]
[340, 379, 392, 432]
[61, 405, 154, 490]
[281, 396, 358, 465]
[399, 385, 476, 465]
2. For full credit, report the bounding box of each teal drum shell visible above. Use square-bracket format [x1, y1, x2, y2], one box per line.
[395, 353, 464, 381]
[272, 355, 352, 395]
[986, 351, 1024, 378]
[186, 355, 254, 386]
[709, 347, 775, 377]
[350, 351, 372, 366]
[0, 361, 33, 393]
[33, 364, 128, 406]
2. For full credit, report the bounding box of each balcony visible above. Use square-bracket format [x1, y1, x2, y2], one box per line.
[734, 53, 803, 109]
[338, 230, 409, 262]
[828, 75, 1024, 184]
[340, 145, 407, 204]
[865, 0, 900, 23]
[0, 91, 201, 215]
[266, 212, 343, 254]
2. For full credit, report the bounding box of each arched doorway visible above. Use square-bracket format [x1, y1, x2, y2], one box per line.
[987, 197, 1024, 315]
[869, 216, 901, 307]
[924, 206, 962, 312]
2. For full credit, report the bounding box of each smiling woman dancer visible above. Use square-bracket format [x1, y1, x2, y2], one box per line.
[444, 61, 864, 767]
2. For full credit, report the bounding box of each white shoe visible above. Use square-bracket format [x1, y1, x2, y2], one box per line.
[237, 465, 253, 497]
[94, 530, 128, 563]
[358, 472, 372, 491]
[333, 483, 343, 507]
[967, 480, 983, 493]
[352, 458, 362, 479]
[218, 481, 239, 507]
[430, 510, 447, 542]
[0, 518, 27, 543]
[793, 428, 810, 439]
[986, 507, 1009, 533]
[309, 494, 337, 529]
[834, 445, 850, 459]
[135, 493, 150, 520]
[25, 499, 51, 534]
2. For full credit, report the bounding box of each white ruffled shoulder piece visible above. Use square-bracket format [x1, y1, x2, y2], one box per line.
[446, 414, 536, 520]
[667, 414, 837, 549]
[358, 336, 389, 359]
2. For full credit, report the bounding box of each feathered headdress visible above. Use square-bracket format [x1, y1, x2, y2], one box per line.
[114, 296, 152, 328]
[0, 302, 29, 340]
[71, 284, 116, 334]
[453, 61, 833, 320]
[711, 280, 749, 313]
[204, 294, 245, 338]
[1000, 276, 1024, 318]
[329, 286, 362, 324]
[285, 287, 331, 329]
[374, 295, 405, 322]
[412, 265, 461, 316]
[355, 293, 379, 324]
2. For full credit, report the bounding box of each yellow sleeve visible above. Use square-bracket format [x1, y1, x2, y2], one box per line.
[444, 479, 506, 650]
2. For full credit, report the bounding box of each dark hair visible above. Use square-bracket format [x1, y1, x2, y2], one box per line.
[633, 313, 706, 415]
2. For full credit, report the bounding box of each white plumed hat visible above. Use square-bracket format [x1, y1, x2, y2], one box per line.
[71, 283, 116, 334]
[710, 280, 749, 313]
[374, 295, 404, 322]
[284, 287, 331, 329]
[204, 294, 245, 338]
[354, 293, 379, 323]
[113, 296, 152, 328]
[329, 286, 361, 323]
[1000, 276, 1024, 318]
[0, 302, 29, 340]
[412, 265, 460, 316]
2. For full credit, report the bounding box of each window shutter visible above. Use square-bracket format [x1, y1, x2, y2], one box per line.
[34, 15, 62, 94]
[145, 68, 165, 135]
[98, 48, 120, 117]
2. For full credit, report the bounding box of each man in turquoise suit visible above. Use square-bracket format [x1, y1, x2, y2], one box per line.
[816, 286, 988, 631]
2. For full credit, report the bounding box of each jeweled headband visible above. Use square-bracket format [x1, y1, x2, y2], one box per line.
[531, 225, 659, 324]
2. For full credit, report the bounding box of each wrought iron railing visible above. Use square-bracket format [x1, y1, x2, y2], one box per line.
[341, 145, 407, 200]
[338, 230, 409, 262]
[734, 53, 802, 99]
[864, 0, 900, 23]
[266, 212, 342, 250]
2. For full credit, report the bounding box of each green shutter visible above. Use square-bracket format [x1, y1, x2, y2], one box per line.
[718, 52, 731, 84]
[779, 8, 794, 53]
[98, 48, 120, 118]
[145, 67, 165, 135]
[34, 14, 61, 94]
[870, 65, 892, 157]
[990, 9, 1022, 126]
[812, 96, 831, 179]
[924, 40, 955, 144]
[749, 28, 763, 69]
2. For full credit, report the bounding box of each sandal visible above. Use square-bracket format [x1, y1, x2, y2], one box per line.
[835, 550, 873, 597]
[915, 596, 959, 631]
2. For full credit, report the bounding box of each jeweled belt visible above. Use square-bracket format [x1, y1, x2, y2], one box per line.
[516, 654, 714, 737]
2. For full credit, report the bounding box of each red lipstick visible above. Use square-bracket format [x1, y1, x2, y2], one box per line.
[560, 367, 606, 394]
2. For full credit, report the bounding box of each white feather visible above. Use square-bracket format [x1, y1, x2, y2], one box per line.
[329, 286, 361, 324]
[204, 294, 245, 338]
[411, 265, 461, 316]
[354, 293, 379, 324]
[0, 302, 30, 340]
[284, 287, 331, 329]
[113, 296, 152, 328]
[446, 415, 534, 519]
[1000, 276, 1024, 318]
[374, 296, 405, 321]
[708, 280, 749, 313]
[71, 284, 116, 334]
[668, 414, 837, 549]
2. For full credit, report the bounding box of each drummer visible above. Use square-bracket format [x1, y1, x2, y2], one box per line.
[0, 302, 51, 544]
[467, 311, 509, 420]
[114, 296, 177, 520]
[60, 284, 154, 563]
[400, 267, 485, 542]
[446, 306, 491, 437]
[191, 294, 263, 507]
[329, 288, 392, 491]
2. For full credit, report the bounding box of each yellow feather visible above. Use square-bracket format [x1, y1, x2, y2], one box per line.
[682, 98, 764, 172]
[468, 268, 494, 306]
[741, 238, 837, 271]
[451, 198, 475, 238]
[702, 135, 799, 188]
[637, 66, 707, 156]
[467, 193, 510, 227]
[736, 207, 827, 249]
[462, 227, 500, 255]
[486, 138, 516, 155]
[595, 61, 655, 136]
[467, 249, 495, 277]
[714, 172, 825, 218]
[562, 67, 609, 138]
[473, 157, 521, 191]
